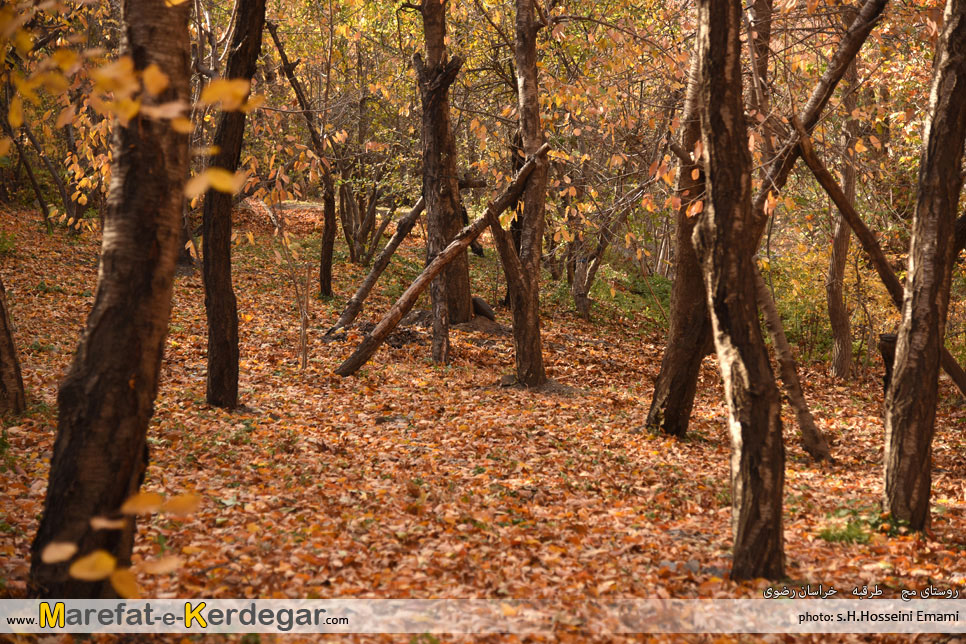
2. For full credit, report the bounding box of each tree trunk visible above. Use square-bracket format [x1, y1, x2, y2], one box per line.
[498, 0, 549, 386]
[202, 0, 266, 410]
[693, 0, 784, 581]
[827, 9, 859, 380]
[415, 0, 473, 337]
[753, 267, 831, 461]
[646, 48, 712, 436]
[319, 169, 337, 297]
[0, 276, 26, 415]
[29, 0, 190, 597]
[884, 0, 966, 530]
[335, 144, 548, 378]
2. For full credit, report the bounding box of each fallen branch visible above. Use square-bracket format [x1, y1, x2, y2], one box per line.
[792, 116, 966, 397]
[334, 143, 550, 376]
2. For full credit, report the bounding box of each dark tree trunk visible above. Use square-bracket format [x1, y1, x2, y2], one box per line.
[827, 8, 859, 380]
[415, 0, 472, 340]
[29, 0, 190, 597]
[264, 20, 339, 298]
[645, 51, 711, 436]
[884, 0, 966, 530]
[0, 276, 25, 415]
[693, 0, 784, 581]
[202, 0, 266, 410]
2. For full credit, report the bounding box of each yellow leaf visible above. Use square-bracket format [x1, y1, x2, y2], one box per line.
[56, 105, 75, 129]
[854, 140, 867, 154]
[171, 117, 193, 134]
[90, 516, 128, 530]
[120, 491, 164, 515]
[161, 494, 202, 517]
[110, 568, 141, 598]
[0, 137, 11, 156]
[8, 96, 23, 128]
[69, 550, 116, 581]
[691, 168, 700, 181]
[184, 168, 247, 199]
[142, 64, 169, 96]
[41, 542, 78, 564]
[200, 79, 250, 111]
[141, 555, 182, 575]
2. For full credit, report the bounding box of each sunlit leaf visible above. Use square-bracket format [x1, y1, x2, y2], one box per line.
[68, 550, 116, 581]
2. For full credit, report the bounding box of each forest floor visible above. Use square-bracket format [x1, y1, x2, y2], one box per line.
[2, 205, 966, 643]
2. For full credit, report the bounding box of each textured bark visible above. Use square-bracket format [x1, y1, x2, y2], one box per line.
[793, 119, 966, 397]
[645, 48, 711, 436]
[693, 0, 784, 581]
[265, 21, 338, 298]
[202, 0, 266, 409]
[753, 267, 831, 461]
[0, 276, 25, 415]
[827, 18, 858, 380]
[885, 0, 966, 530]
[415, 0, 473, 340]
[335, 144, 548, 378]
[29, 0, 190, 597]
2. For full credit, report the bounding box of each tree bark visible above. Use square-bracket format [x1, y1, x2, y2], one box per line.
[753, 266, 831, 461]
[0, 276, 26, 415]
[792, 118, 966, 397]
[827, 15, 858, 380]
[202, 0, 266, 410]
[264, 20, 338, 298]
[884, 0, 966, 530]
[335, 144, 549, 378]
[29, 0, 190, 597]
[693, 0, 784, 581]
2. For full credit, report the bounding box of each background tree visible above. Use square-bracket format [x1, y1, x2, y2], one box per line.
[202, 0, 267, 410]
[28, 0, 190, 597]
[0, 276, 25, 415]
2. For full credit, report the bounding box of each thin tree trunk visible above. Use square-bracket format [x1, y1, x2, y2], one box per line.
[264, 20, 338, 298]
[792, 118, 966, 397]
[0, 276, 26, 415]
[21, 122, 76, 223]
[884, 0, 966, 530]
[335, 144, 548, 377]
[202, 0, 266, 410]
[753, 266, 831, 461]
[327, 197, 425, 334]
[29, 0, 190, 597]
[827, 8, 859, 380]
[693, 0, 784, 581]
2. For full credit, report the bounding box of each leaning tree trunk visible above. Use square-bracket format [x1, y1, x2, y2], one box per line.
[29, 0, 190, 598]
[645, 50, 711, 436]
[0, 276, 25, 415]
[202, 0, 266, 409]
[827, 8, 860, 380]
[884, 0, 966, 531]
[415, 0, 472, 338]
[693, 0, 785, 581]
